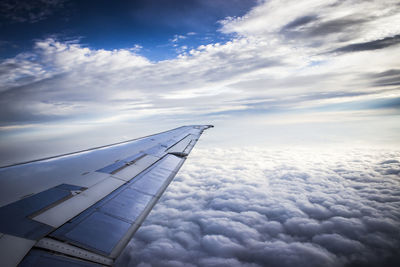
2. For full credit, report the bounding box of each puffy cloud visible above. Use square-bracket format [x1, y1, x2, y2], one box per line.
[116, 147, 400, 267]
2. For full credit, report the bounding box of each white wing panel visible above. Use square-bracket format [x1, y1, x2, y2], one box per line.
[32, 177, 125, 228]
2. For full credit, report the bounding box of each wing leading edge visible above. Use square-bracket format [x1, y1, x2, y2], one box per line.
[0, 125, 213, 266]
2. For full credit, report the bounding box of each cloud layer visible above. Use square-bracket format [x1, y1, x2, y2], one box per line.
[116, 147, 400, 267]
[1, 0, 399, 130]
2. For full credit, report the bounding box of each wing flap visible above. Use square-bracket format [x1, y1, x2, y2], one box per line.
[167, 134, 193, 154]
[48, 154, 184, 258]
[32, 178, 125, 228]
[110, 154, 160, 181]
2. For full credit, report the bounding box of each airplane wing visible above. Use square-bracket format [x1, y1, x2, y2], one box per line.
[0, 125, 213, 266]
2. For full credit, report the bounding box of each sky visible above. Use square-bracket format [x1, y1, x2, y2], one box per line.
[0, 0, 399, 165]
[0, 0, 400, 266]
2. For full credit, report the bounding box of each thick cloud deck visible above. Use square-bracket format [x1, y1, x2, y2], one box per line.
[116, 147, 400, 267]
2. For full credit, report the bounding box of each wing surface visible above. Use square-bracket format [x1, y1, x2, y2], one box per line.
[0, 125, 213, 266]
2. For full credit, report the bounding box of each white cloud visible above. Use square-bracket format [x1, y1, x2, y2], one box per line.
[1, 0, 399, 132]
[116, 147, 400, 267]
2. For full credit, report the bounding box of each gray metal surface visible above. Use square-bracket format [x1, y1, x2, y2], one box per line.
[130, 166, 174, 196]
[0, 126, 191, 207]
[157, 154, 185, 171]
[167, 134, 193, 154]
[0, 125, 213, 266]
[32, 177, 125, 228]
[19, 249, 102, 267]
[110, 155, 160, 181]
[96, 152, 145, 174]
[99, 188, 152, 223]
[35, 238, 113, 266]
[0, 184, 84, 239]
[65, 211, 131, 254]
[49, 154, 185, 256]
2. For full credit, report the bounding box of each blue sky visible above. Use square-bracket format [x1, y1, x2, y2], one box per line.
[0, 0, 256, 60]
[0, 0, 400, 164]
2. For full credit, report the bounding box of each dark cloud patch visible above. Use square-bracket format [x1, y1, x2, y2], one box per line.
[116, 148, 400, 267]
[374, 81, 400, 87]
[367, 69, 400, 87]
[0, 71, 94, 125]
[333, 35, 400, 53]
[380, 160, 399, 165]
[371, 69, 400, 78]
[308, 18, 366, 37]
[0, 62, 19, 75]
[281, 17, 366, 41]
[376, 159, 400, 176]
[372, 75, 400, 88]
[282, 15, 318, 30]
